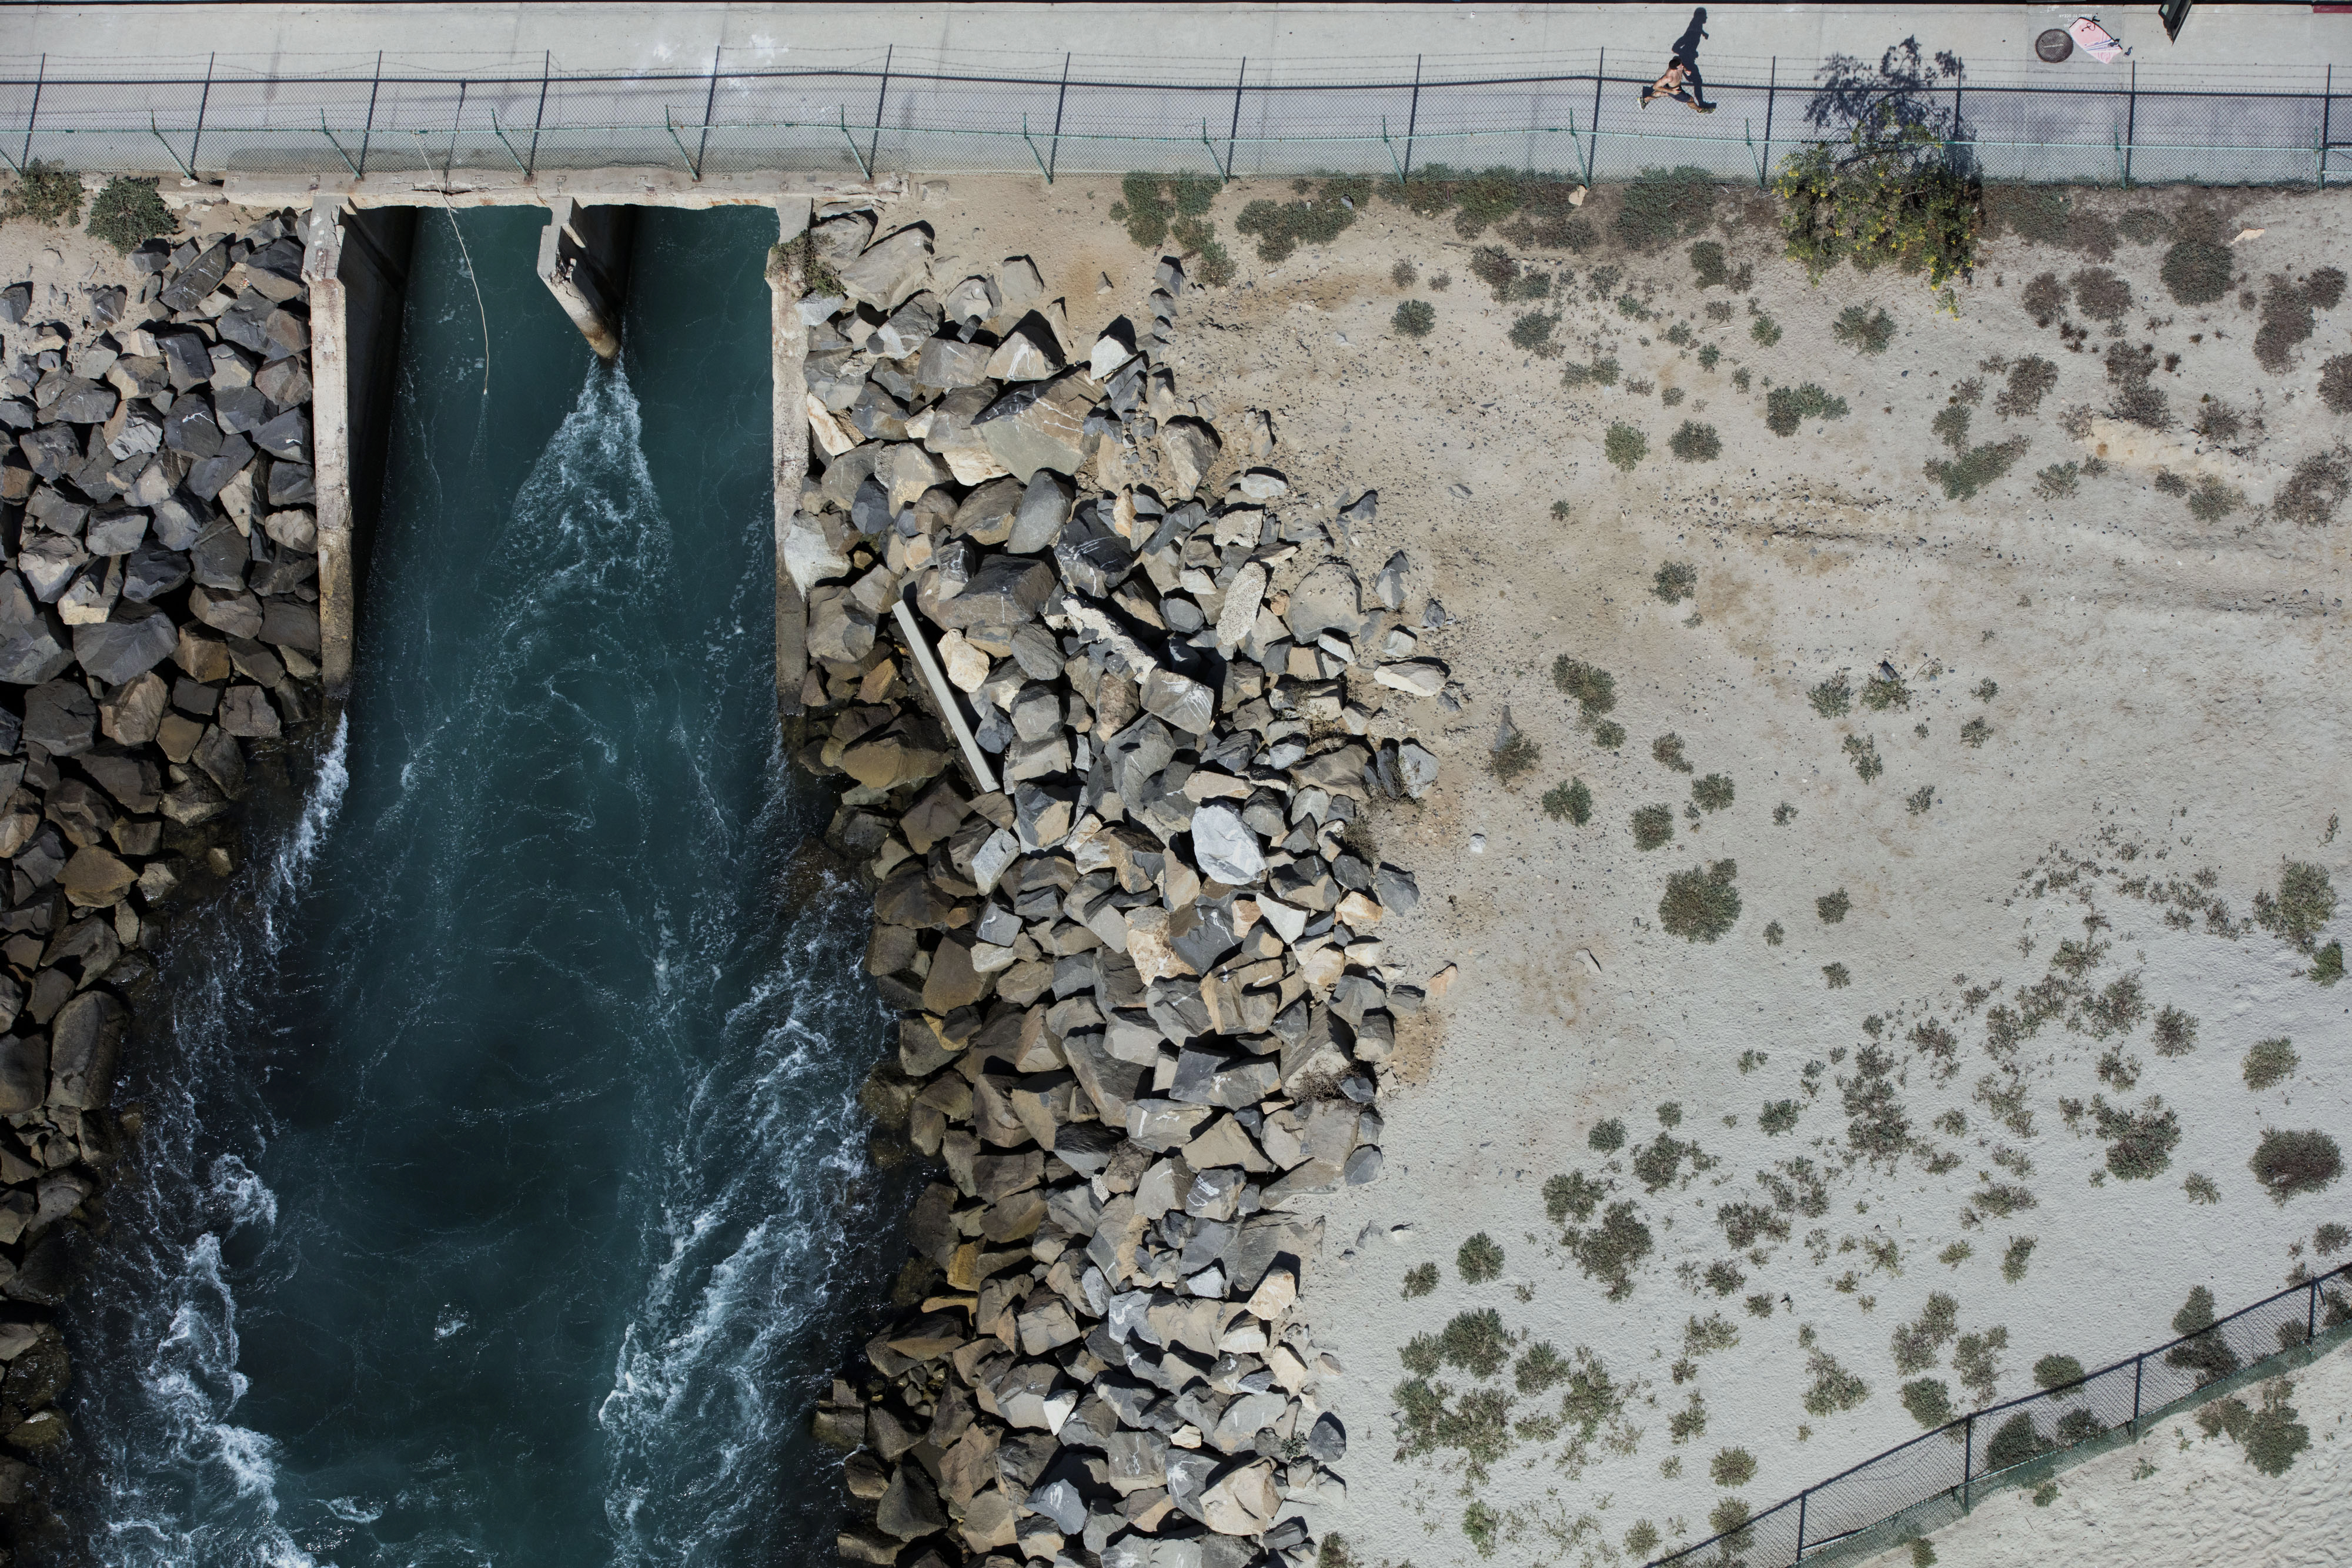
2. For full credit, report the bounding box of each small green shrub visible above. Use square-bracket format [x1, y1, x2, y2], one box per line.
[1458, 1232, 1506, 1283]
[1689, 240, 1730, 288]
[2073, 266, 2133, 322]
[1906, 784, 1937, 816]
[1404, 1262, 1439, 1298]
[1710, 1446, 1757, 1486]
[1833, 305, 1897, 354]
[4, 161, 82, 227]
[1234, 188, 1358, 261]
[1439, 1307, 1512, 1376]
[1589, 1118, 1626, 1154]
[2253, 861, 2336, 953]
[2002, 1235, 2038, 1282]
[1392, 259, 1419, 287]
[1823, 962, 1852, 989]
[1900, 1378, 1953, 1429]
[2161, 238, 2234, 305]
[2244, 1037, 2299, 1090]
[2151, 1006, 2197, 1057]
[1817, 889, 1852, 924]
[2313, 941, 2344, 985]
[1615, 165, 1717, 252]
[85, 176, 174, 254]
[2249, 1129, 2343, 1203]
[1843, 733, 1884, 781]
[1110, 170, 1217, 247]
[1750, 313, 1783, 347]
[1490, 731, 1542, 783]
[2186, 474, 2244, 521]
[1960, 716, 1993, 747]
[1808, 672, 1853, 717]
[2320, 355, 2352, 415]
[1400, 1333, 1442, 1375]
[2184, 1172, 2221, 1203]
[1692, 773, 1733, 812]
[1926, 438, 2030, 500]
[1764, 382, 1850, 436]
[1669, 420, 1722, 461]
[1565, 1199, 1653, 1298]
[1661, 860, 1742, 942]
[2034, 1353, 2086, 1390]
[1509, 309, 1562, 352]
[1984, 1412, 2048, 1472]
[1653, 561, 1698, 603]
[1591, 719, 1627, 750]
[1997, 355, 2060, 417]
[1802, 1348, 1870, 1416]
[2095, 1098, 2180, 1180]
[1632, 804, 1676, 851]
[1393, 299, 1437, 337]
[1605, 423, 1648, 470]
[1542, 778, 1593, 825]
[1462, 1499, 1499, 1556]
[1763, 921, 1785, 946]
[1544, 1169, 1608, 1224]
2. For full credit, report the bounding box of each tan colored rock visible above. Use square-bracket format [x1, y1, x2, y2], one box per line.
[938, 628, 990, 691]
[1198, 1458, 1279, 1535]
[1244, 1266, 1297, 1320]
[60, 846, 137, 908]
[1157, 416, 1221, 499]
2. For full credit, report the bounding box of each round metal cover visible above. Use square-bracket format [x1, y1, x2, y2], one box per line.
[2035, 28, 2076, 63]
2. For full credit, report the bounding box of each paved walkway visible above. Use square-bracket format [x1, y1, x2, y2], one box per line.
[6, 4, 2346, 88]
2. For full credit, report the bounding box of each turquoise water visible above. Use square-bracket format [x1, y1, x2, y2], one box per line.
[62, 209, 890, 1566]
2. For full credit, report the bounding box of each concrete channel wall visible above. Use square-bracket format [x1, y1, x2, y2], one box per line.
[198, 169, 900, 714]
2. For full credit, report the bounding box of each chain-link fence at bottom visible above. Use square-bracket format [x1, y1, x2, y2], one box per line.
[1653, 1265, 2352, 1567]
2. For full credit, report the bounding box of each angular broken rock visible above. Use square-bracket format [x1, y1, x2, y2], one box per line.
[1189, 803, 1264, 886]
[975, 372, 1095, 483]
[1285, 560, 1362, 644]
[836, 225, 933, 310]
[1157, 417, 1221, 500]
[1197, 1459, 1279, 1536]
[985, 316, 1066, 382]
[1212, 561, 1265, 656]
[1374, 658, 1447, 697]
[1138, 667, 1214, 735]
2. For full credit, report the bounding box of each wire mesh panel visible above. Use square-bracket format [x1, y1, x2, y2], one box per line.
[0, 59, 2337, 191]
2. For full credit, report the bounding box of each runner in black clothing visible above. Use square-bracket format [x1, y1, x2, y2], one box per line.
[1641, 6, 1718, 113]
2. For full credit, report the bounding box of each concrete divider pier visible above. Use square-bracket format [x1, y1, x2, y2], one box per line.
[302, 199, 416, 698]
[536, 198, 634, 362]
[767, 199, 812, 718]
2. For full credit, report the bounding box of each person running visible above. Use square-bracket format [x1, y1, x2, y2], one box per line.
[1641, 7, 1718, 113]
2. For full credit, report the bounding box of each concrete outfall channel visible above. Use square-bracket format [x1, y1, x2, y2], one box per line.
[3, 170, 1445, 1564]
[789, 216, 1446, 1567]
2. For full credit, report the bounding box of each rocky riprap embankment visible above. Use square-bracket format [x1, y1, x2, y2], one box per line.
[0, 209, 324, 1506]
[790, 213, 1446, 1568]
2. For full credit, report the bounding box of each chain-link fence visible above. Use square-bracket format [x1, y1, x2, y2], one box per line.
[1651, 1263, 2352, 1567]
[1, 54, 2348, 190]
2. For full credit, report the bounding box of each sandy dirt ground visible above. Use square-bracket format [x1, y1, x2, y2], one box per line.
[908, 168, 2350, 1567]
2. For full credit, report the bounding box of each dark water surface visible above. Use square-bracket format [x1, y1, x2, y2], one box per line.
[62, 208, 889, 1566]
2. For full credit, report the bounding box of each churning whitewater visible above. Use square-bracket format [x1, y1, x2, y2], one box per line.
[58, 210, 891, 1568]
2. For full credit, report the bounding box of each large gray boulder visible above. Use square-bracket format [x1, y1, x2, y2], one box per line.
[837, 225, 933, 311]
[47, 989, 126, 1110]
[72, 613, 178, 684]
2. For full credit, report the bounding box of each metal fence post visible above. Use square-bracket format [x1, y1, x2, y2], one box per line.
[20, 54, 44, 172]
[1960, 1414, 1974, 1512]
[1225, 57, 1246, 179]
[189, 52, 216, 178]
[1046, 52, 1071, 182]
[1794, 1488, 1807, 1559]
[1401, 54, 1423, 182]
[694, 44, 721, 180]
[360, 49, 382, 177]
[1590, 49, 1605, 182]
[2123, 61, 2137, 187]
[2130, 1352, 2144, 1435]
[529, 50, 550, 180]
[868, 43, 893, 177]
[2311, 1278, 2322, 1343]
[1759, 57, 1775, 189]
[2322, 65, 2334, 189]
